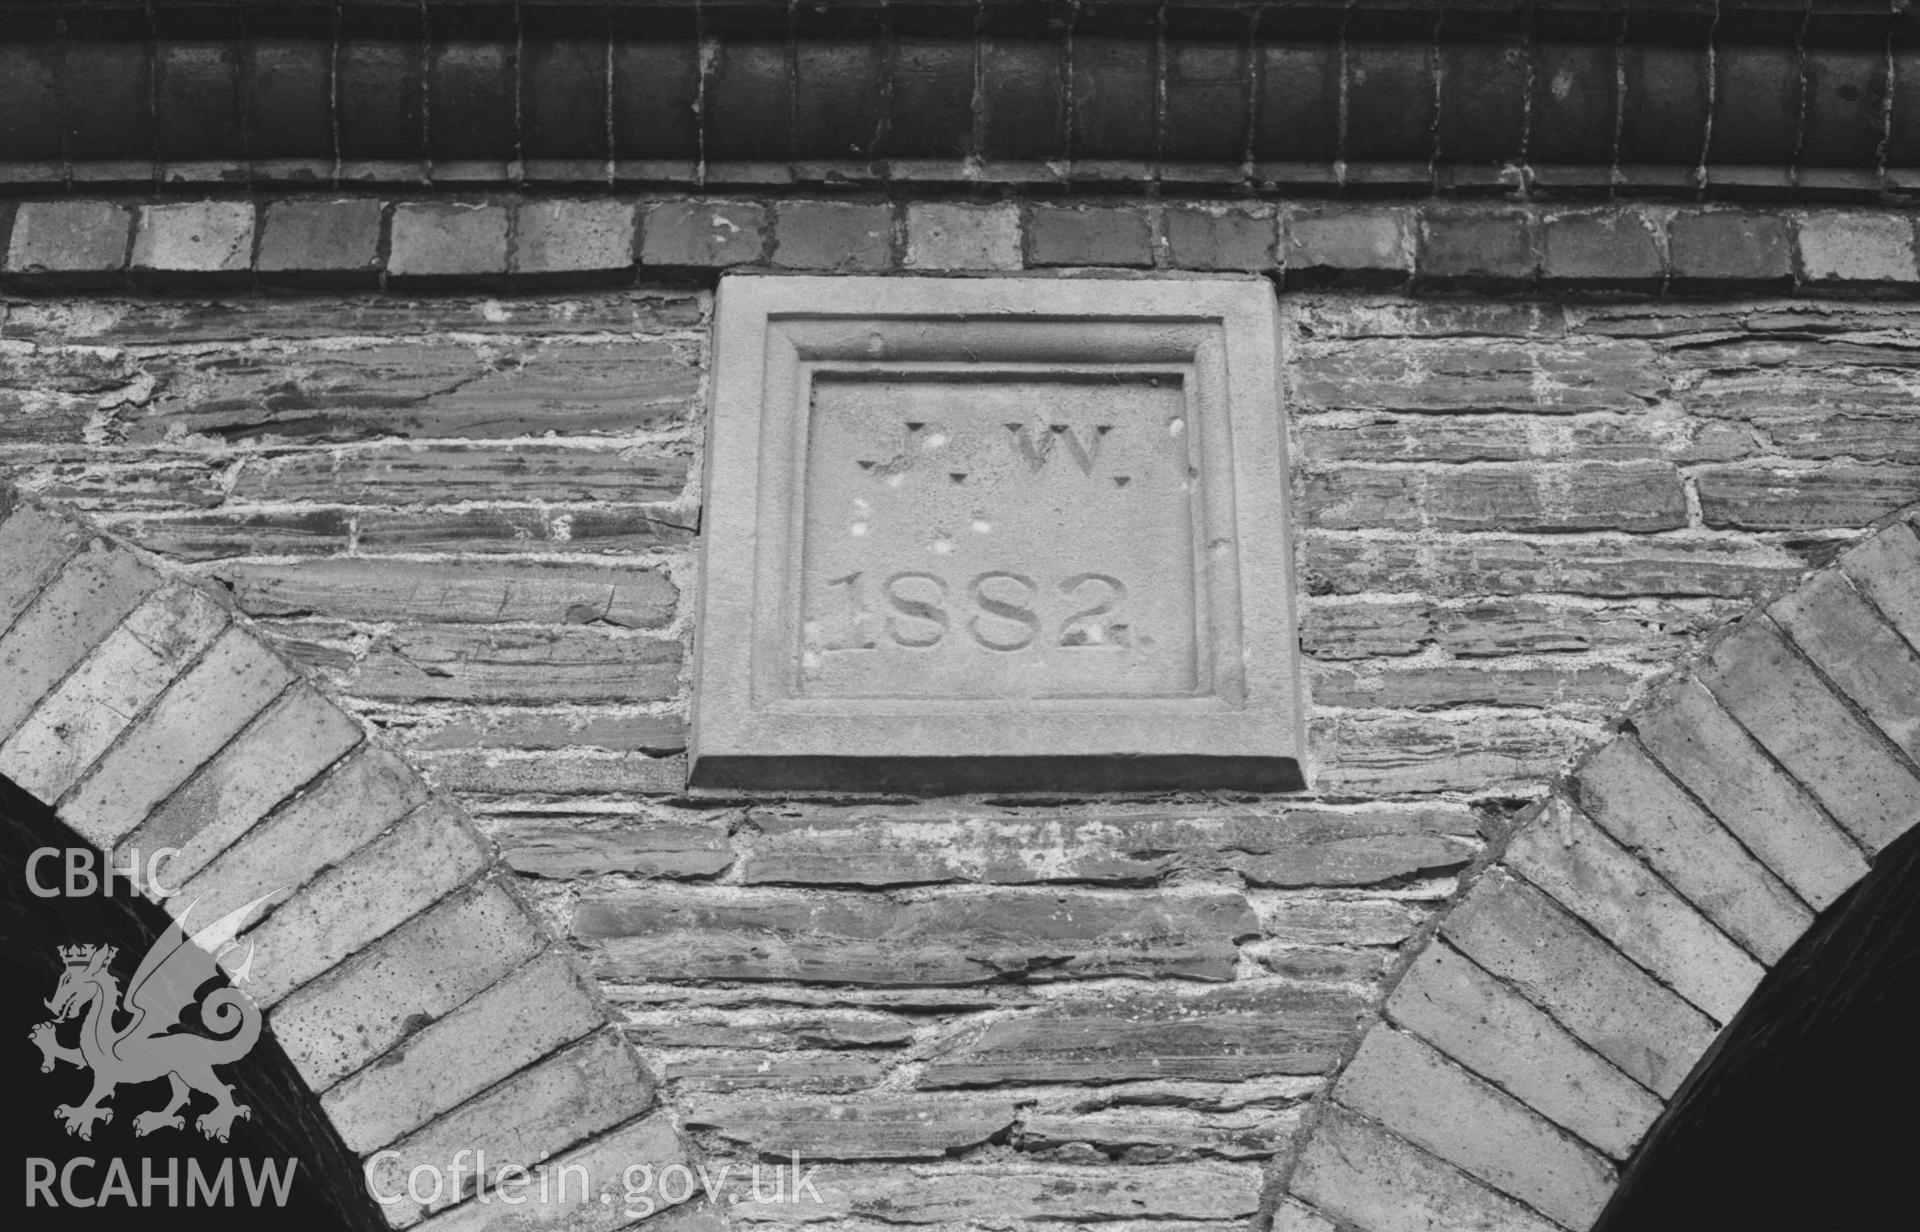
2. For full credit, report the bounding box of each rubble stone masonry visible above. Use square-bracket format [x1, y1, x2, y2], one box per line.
[3, 191, 1920, 1232]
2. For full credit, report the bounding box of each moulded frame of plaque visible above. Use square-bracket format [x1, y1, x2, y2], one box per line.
[690, 274, 1304, 792]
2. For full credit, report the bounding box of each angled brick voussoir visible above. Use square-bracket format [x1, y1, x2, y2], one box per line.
[0, 485, 685, 1221]
[1274, 511, 1920, 1230]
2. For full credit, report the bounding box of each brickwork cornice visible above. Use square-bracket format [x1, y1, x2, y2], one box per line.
[4, 2, 1919, 195]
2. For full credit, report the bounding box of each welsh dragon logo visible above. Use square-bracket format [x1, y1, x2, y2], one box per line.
[30, 889, 282, 1143]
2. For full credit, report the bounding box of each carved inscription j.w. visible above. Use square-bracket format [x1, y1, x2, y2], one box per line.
[800, 375, 1202, 699]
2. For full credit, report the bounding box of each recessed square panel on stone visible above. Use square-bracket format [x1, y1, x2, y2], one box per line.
[692, 275, 1302, 792]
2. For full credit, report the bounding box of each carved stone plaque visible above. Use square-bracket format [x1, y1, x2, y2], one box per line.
[692, 276, 1302, 791]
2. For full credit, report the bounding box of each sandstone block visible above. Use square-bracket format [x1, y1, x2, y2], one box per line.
[1283, 206, 1412, 286]
[1291, 1107, 1560, 1232]
[575, 886, 1256, 985]
[641, 201, 769, 271]
[772, 201, 894, 271]
[3, 200, 133, 287]
[1575, 737, 1811, 964]
[1795, 211, 1919, 285]
[256, 199, 385, 286]
[1335, 1026, 1615, 1229]
[271, 881, 546, 1089]
[132, 202, 255, 286]
[176, 747, 431, 913]
[1771, 568, 1920, 764]
[1026, 205, 1153, 267]
[1701, 618, 1920, 854]
[903, 203, 1021, 270]
[1669, 210, 1794, 289]
[1635, 680, 1867, 910]
[1542, 208, 1665, 287]
[1388, 941, 1663, 1161]
[1838, 522, 1920, 649]
[388, 203, 510, 282]
[0, 503, 87, 632]
[0, 585, 228, 815]
[512, 199, 636, 277]
[1441, 869, 1717, 1097]
[0, 547, 164, 739]
[61, 628, 296, 846]
[243, 801, 490, 1006]
[371, 1030, 653, 1227]
[1164, 204, 1278, 272]
[322, 949, 605, 1153]
[1505, 800, 1766, 1023]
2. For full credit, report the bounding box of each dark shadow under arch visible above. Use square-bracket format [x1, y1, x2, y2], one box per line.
[1596, 816, 1920, 1229]
[1, 773, 382, 1231]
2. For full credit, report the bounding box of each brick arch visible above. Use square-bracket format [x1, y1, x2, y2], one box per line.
[0, 485, 693, 1231]
[1268, 510, 1920, 1232]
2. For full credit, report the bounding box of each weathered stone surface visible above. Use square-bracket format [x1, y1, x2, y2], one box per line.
[409, 710, 687, 755]
[413, 1112, 687, 1232]
[4, 200, 133, 284]
[1304, 532, 1805, 600]
[127, 685, 362, 881]
[576, 886, 1256, 984]
[0, 502, 87, 632]
[1312, 712, 1598, 797]
[1291, 1107, 1560, 1232]
[1310, 659, 1646, 715]
[1442, 870, 1718, 1097]
[496, 821, 730, 879]
[371, 1030, 654, 1228]
[904, 204, 1022, 270]
[662, 1053, 888, 1094]
[1701, 618, 1920, 854]
[919, 984, 1367, 1086]
[217, 558, 679, 629]
[1272, 1197, 1338, 1232]
[729, 1163, 1263, 1225]
[256, 199, 385, 282]
[641, 201, 768, 270]
[1336, 1027, 1615, 1229]
[341, 627, 682, 703]
[1431, 597, 1729, 659]
[104, 509, 351, 559]
[1771, 568, 1920, 765]
[513, 200, 637, 275]
[1305, 462, 1688, 533]
[1301, 599, 1433, 659]
[271, 881, 546, 1090]
[0, 546, 163, 738]
[1575, 737, 1811, 964]
[1, 292, 702, 346]
[1388, 942, 1662, 1161]
[1284, 208, 1413, 284]
[1294, 338, 1664, 413]
[1165, 204, 1278, 272]
[388, 203, 510, 280]
[1505, 800, 1765, 1023]
[686, 1097, 1017, 1161]
[0, 584, 228, 812]
[176, 747, 431, 912]
[1636, 680, 1867, 910]
[1839, 521, 1920, 649]
[244, 801, 491, 1006]
[773, 201, 895, 272]
[1297, 412, 1686, 466]
[1254, 896, 1429, 947]
[739, 806, 1477, 890]
[131, 202, 255, 279]
[1794, 212, 1919, 284]
[412, 751, 686, 797]
[61, 629, 297, 845]
[125, 339, 699, 443]
[1542, 208, 1665, 285]
[348, 506, 694, 555]
[227, 444, 689, 505]
[322, 949, 604, 1152]
[622, 1010, 914, 1052]
[1020, 1107, 1292, 1162]
[1696, 464, 1920, 530]
[1026, 205, 1153, 267]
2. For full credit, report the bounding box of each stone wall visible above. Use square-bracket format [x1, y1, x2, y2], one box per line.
[6, 193, 1920, 1230]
